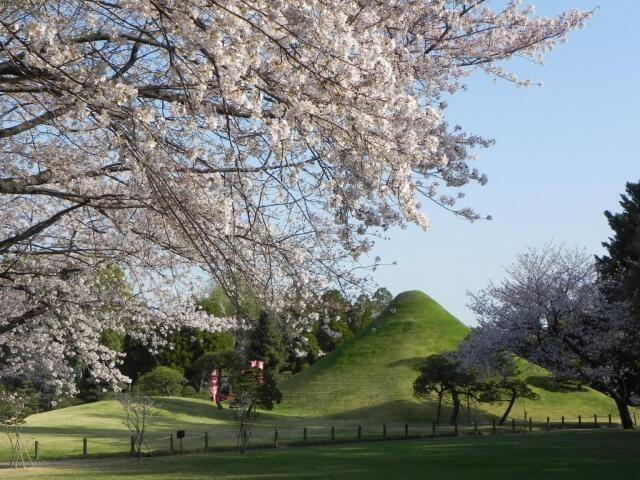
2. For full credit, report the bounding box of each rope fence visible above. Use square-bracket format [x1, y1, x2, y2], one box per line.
[10, 412, 636, 461]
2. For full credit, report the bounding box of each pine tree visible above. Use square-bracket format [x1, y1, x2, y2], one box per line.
[247, 311, 288, 376]
[597, 180, 640, 307]
[594, 182, 640, 427]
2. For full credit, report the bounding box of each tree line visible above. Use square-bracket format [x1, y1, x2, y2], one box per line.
[1, 286, 393, 410]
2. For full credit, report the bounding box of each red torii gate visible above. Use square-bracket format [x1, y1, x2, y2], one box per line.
[210, 360, 264, 405]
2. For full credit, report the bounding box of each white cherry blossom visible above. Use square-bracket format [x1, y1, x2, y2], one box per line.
[0, 1, 589, 389]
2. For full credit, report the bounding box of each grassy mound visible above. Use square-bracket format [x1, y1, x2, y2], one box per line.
[279, 291, 621, 422]
[279, 290, 469, 419]
[0, 397, 237, 461]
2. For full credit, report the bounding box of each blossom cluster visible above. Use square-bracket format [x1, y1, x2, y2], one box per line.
[464, 244, 637, 402]
[0, 1, 589, 389]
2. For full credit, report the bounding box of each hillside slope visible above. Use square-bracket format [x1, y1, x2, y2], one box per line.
[279, 291, 621, 422]
[279, 291, 469, 419]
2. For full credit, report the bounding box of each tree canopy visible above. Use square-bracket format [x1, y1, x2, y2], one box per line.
[597, 181, 640, 308]
[467, 243, 639, 429]
[413, 353, 475, 425]
[0, 0, 589, 391]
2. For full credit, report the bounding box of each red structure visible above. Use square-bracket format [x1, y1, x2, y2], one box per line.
[249, 360, 264, 370]
[209, 368, 222, 405]
[210, 360, 265, 405]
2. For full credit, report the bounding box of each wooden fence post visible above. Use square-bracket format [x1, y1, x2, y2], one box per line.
[594, 415, 598, 428]
[454, 422, 458, 436]
[83, 437, 87, 457]
[609, 414, 612, 428]
[204, 432, 209, 452]
[130, 435, 135, 454]
[404, 423, 408, 438]
[546, 417, 550, 431]
[383, 424, 386, 439]
[511, 418, 516, 433]
[561, 416, 565, 429]
[34, 441, 39, 460]
[357, 425, 362, 441]
[492, 419, 496, 434]
[634, 413, 637, 426]
[274, 429, 279, 448]
[473, 420, 477, 436]
[529, 417, 532, 433]
[578, 415, 582, 427]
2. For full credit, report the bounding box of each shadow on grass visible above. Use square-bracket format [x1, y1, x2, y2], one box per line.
[386, 356, 424, 371]
[317, 399, 499, 425]
[526, 376, 585, 393]
[5, 430, 640, 480]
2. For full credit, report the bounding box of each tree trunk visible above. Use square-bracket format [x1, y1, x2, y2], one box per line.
[239, 403, 254, 454]
[216, 368, 224, 409]
[498, 390, 517, 426]
[449, 390, 460, 425]
[613, 394, 634, 429]
[436, 391, 443, 425]
[162, 381, 171, 396]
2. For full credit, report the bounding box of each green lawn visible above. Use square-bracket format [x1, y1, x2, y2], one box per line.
[1, 397, 445, 461]
[2, 430, 640, 480]
[280, 290, 471, 419]
[1, 291, 632, 463]
[0, 397, 238, 461]
[280, 291, 622, 421]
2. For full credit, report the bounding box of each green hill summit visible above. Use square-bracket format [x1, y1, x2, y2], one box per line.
[279, 291, 468, 419]
[279, 291, 619, 422]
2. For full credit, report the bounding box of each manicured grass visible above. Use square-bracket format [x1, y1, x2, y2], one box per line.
[2, 430, 640, 479]
[0, 397, 423, 461]
[280, 290, 620, 421]
[0, 397, 235, 461]
[1, 291, 630, 463]
[280, 290, 470, 420]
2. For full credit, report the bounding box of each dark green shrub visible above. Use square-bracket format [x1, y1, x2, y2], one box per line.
[181, 385, 197, 398]
[135, 366, 184, 396]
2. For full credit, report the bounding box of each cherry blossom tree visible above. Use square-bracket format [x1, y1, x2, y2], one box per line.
[1, 1, 590, 390]
[0, 384, 38, 468]
[118, 393, 155, 459]
[467, 244, 640, 429]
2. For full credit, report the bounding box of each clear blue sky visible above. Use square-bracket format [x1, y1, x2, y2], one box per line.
[370, 0, 640, 326]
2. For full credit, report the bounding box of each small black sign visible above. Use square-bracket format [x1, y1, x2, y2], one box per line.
[177, 430, 185, 439]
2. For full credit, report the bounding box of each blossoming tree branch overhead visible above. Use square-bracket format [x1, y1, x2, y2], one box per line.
[0, 1, 589, 389]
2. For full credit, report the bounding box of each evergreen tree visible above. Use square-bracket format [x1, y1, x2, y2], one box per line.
[119, 336, 157, 384]
[371, 288, 393, 311]
[597, 180, 640, 308]
[247, 311, 288, 376]
[157, 328, 235, 379]
[347, 288, 393, 334]
[229, 366, 281, 453]
[474, 354, 539, 426]
[134, 366, 184, 396]
[595, 181, 640, 426]
[413, 354, 476, 425]
[190, 350, 246, 406]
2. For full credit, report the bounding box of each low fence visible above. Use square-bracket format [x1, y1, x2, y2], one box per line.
[13, 412, 638, 461]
